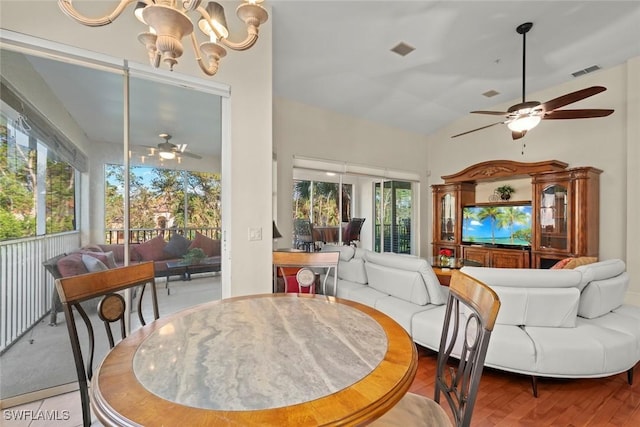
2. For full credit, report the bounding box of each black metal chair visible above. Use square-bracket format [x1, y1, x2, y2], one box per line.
[371, 271, 501, 427]
[343, 217, 365, 246]
[293, 218, 315, 252]
[55, 262, 159, 427]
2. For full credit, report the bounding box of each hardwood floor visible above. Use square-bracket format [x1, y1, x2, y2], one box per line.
[409, 345, 640, 426]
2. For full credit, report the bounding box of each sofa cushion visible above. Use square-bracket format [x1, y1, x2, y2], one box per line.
[579, 272, 629, 319]
[564, 256, 598, 269]
[136, 236, 171, 261]
[78, 250, 117, 269]
[365, 262, 430, 306]
[491, 286, 579, 327]
[461, 266, 582, 289]
[56, 253, 89, 277]
[575, 259, 626, 291]
[338, 258, 368, 284]
[364, 251, 445, 305]
[551, 257, 573, 269]
[321, 244, 355, 261]
[164, 233, 191, 257]
[98, 244, 140, 263]
[82, 254, 109, 272]
[188, 232, 221, 257]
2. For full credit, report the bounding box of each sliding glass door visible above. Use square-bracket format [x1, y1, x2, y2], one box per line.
[374, 180, 413, 253]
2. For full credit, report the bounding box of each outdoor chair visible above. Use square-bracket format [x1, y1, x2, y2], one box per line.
[343, 217, 365, 246]
[372, 270, 501, 427]
[273, 250, 340, 296]
[293, 218, 315, 252]
[55, 262, 159, 427]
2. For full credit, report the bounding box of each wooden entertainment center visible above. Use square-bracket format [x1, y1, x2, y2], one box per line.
[432, 160, 601, 269]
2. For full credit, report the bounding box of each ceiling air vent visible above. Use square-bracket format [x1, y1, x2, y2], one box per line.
[390, 42, 415, 57]
[482, 90, 500, 98]
[572, 65, 601, 78]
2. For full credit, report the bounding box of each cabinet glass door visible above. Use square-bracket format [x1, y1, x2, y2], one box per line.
[440, 193, 455, 242]
[539, 184, 568, 250]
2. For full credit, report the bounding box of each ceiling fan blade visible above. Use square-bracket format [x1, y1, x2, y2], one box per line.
[541, 86, 607, 112]
[180, 151, 203, 159]
[470, 110, 509, 116]
[543, 109, 614, 120]
[451, 121, 505, 138]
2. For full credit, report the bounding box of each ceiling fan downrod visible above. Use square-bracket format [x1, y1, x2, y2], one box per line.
[517, 22, 533, 103]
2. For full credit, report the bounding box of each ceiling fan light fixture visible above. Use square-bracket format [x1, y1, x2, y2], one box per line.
[507, 115, 541, 132]
[159, 150, 176, 160]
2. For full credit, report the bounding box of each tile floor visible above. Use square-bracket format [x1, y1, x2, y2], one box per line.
[2, 391, 100, 427]
[2, 274, 221, 426]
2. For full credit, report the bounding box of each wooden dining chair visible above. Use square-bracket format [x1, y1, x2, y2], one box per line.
[273, 250, 340, 296]
[372, 270, 500, 427]
[55, 262, 159, 427]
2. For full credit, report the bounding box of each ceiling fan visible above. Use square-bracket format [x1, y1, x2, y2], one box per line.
[140, 133, 202, 160]
[452, 22, 614, 140]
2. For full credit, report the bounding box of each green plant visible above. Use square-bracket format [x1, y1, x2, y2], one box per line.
[495, 184, 515, 200]
[182, 247, 206, 264]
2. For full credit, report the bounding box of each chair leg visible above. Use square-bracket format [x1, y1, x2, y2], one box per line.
[628, 367, 634, 385]
[531, 375, 538, 398]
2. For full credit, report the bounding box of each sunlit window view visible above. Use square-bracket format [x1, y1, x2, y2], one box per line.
[105, 165, 221, 243]
[1, 105, 77, 241]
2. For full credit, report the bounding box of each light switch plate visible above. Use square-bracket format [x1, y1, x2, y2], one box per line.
[248, 227, 262, 241]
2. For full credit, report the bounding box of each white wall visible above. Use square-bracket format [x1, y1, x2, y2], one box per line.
[0, 0, 273, 297]
[273, 97, 428, 254]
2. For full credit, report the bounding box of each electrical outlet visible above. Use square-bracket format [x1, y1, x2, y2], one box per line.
[248, 227, 262, 241]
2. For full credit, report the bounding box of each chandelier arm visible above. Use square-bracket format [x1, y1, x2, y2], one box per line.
[182, 0, 203, 12]
[219, 26, 259, 51]
[57, 0, 139, 27]
[190, 33, 220, 77]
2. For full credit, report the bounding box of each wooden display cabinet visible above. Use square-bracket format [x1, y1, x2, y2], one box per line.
[462, 246, 530, 268]
[431, 182, 475, 258]
[432, 160, 600, 270]
[532, 167, 601, 268]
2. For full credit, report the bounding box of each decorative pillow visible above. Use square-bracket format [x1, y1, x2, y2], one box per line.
[164, 233, 191, 257]
[98, 244, 140, 262]
[82, 254, 109, 272]
[136, 236, 171, 261]
[551, 257, 573, 269]
[188, 232, 220, 257]
[564, 257, 598, 269]
[56, 253, 89, 277]
[78, 250, 117, 269]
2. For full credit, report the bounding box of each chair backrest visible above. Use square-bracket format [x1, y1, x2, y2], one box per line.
[55, 262, 159, 427]
[293, 218, 315, 251]
[344, 217, 365, 244]
[273, 250, 340, 296]
[435, 270, 500, 427]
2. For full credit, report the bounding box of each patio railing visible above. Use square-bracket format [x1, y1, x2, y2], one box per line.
[104, 227, 221, 244]
[374, 224, 411, 254]
[0, 232, 80, 354]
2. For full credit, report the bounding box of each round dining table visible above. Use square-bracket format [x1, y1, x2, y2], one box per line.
[90, 293, 417, 426]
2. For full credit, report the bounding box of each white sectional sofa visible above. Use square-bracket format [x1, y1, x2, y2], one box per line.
[322, 245, 640, 396]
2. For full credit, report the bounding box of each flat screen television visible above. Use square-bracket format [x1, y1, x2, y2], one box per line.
[462, 203, 532, 248]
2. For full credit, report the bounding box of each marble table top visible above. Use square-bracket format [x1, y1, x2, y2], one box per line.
[133, 295, 387, 410]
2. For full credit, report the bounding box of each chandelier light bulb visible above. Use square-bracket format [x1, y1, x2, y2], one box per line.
[56, 0, 269, 76]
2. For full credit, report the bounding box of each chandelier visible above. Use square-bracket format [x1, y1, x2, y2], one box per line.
[57, 0, 268, 76]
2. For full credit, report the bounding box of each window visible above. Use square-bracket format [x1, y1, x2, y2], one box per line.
[293, 179, 352, 226]
[105, 164, 221, 243]
[0, 103, 77, 240]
